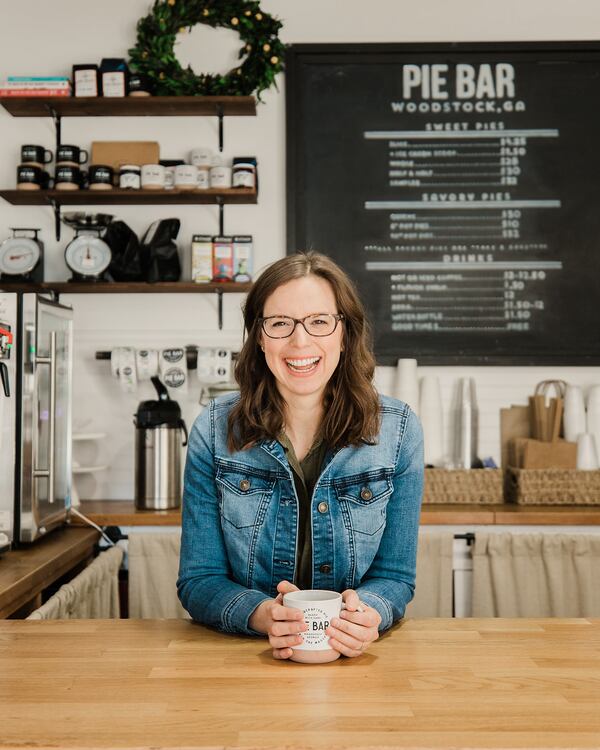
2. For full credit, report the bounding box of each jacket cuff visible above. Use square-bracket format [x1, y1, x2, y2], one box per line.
[222, 589, 272, 635]
[356, 590, 394, 632]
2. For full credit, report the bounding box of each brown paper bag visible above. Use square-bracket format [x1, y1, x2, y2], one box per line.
[521, 438, 577, 469]
[500, 405, 530, 469]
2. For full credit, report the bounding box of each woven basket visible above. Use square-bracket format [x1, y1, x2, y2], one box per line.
[507, 467, 600, 505]
[423, 468, 503, 504]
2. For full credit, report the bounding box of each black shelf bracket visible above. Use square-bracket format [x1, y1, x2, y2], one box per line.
[217, 196, 225, 235]
[215, 288, 224, 329]
[50, 199, 62, 241]
[46, 105, 62, 154]
[217, 103, 224, 152]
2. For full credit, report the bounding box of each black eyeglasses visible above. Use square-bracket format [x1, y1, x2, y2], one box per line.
[259, 313, 344, 339]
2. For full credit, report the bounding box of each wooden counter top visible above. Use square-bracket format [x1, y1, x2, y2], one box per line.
[1, 617, 599, 749]
[0, 526, 100, 618]
[77, 499, 600, 526]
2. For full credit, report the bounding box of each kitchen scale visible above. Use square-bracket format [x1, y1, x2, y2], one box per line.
[62, 213, 114, 282]
[0, 228, 44, 283]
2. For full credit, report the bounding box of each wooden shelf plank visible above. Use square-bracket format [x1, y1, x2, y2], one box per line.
[0, 526, 99, 619]
[0, 281, 251, 294]
[78, 500, 600, 527]
[77, 501, 182, 526]
[0, 188, 257, 206]
[0, 95, 256, 117]
[494, 504, 600, 525]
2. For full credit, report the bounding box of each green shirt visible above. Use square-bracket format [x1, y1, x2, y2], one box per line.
[279, 433, 328, 590]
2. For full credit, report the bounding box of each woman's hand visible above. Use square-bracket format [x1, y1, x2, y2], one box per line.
[249, 580, 308, 660]
[326, 589, 381, 657]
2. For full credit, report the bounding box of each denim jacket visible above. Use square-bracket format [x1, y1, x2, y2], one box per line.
[177, 392, 424, 635]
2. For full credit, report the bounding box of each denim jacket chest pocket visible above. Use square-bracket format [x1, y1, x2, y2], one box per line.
[215, 465, 276, 529]
[334, 472, 394, 535]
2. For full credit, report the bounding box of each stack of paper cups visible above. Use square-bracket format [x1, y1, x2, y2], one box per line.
[394, 359, 419, 414]
[586, 385, 600, 466]
[563, 385, 586, 442]
[394, 359, 419, 415]
[453, 377, 478, 470]
[419, 376, 444, 467]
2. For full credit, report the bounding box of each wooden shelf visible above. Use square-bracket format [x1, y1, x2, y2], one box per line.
[0, 95, 256, 117]
[76, 499, 600, 527]
[0, 281, 251, 294]
[0, 188, 257, 206]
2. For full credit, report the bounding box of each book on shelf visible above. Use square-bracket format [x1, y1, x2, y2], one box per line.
[7, 76, 70, 81]
[2, 80, 71, 90]
[0, 88, 71, 96]
[2, 83, 70, 90]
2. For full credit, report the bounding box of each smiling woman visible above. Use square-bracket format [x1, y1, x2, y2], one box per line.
[177, 251, 424, 662]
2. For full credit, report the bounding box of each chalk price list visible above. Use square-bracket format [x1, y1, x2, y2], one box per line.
[363, 129, 562, 334]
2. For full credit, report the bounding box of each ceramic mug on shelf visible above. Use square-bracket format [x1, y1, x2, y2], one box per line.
[88, 164, 114, 190]
[21, 144, 52, 168]
[174, 164, 198, 191]
[189, 147, 213, 168]
[209, 165, 232, 189]
[56, 144, 88, 167]
[141, 163, 166, 190]
[54, 164, 84, 190]
[16, 164, 50, 190]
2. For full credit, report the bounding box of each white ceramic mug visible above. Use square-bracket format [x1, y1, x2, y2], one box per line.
[210, 165, 232, 189]
[174, 164, 198, 191]
[282, 589, 363, 664]
[141, 163, 166, 190]
[189, 147, 213, 168]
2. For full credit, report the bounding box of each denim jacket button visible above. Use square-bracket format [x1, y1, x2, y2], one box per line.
[319, 564, 331, 574]
[360, 487, 373, 501]
[239, 479, 251, 491]
[317, 502, 329, 514]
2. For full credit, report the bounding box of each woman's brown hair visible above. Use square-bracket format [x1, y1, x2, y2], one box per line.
[227, 251, 380, 452]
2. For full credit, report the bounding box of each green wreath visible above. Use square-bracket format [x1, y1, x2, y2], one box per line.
[128, 0, 285, 99]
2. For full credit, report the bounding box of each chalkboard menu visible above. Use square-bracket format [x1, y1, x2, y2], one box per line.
[286, 43, 600, 365]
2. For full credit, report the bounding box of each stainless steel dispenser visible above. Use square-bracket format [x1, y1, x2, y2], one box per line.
[134, 376, 188, 510]
[0, 292, 73, 545]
